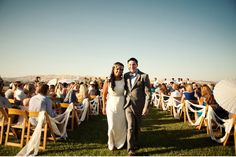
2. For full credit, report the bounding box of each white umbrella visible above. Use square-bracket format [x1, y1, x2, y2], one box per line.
[47, 79, 58, 86]
[213, 79, 236, 114]
[58, 79, 75, 84]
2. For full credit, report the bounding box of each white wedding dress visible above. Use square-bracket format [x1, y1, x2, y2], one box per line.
[106, 78, 126, 150]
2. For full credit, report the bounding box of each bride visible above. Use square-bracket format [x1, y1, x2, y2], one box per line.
[102, 62, 127, 151]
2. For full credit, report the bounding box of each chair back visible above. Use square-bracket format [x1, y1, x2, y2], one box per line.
[5, 108, 28, 147]
[27, 111, 56, 150]
[0, 108, 8, 144]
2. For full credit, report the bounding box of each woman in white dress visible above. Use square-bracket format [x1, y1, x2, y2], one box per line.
[102, 62, 127, 151]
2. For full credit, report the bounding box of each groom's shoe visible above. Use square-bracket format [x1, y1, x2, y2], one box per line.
[128, 150, 135, 156]
[134, 146, 139, 150]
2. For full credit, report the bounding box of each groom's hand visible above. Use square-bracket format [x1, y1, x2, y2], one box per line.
[142, 107, 149, 116]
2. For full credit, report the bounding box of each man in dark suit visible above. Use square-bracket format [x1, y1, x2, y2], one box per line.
[124, 57, 151, 156]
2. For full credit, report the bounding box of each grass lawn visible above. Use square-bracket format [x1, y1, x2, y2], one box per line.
[0, 107, 235, 156]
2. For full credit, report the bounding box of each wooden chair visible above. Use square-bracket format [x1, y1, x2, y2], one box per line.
[89, 96, 100, 116]
[220, 115, 236, 146]
[152, 93, 161, 108]
[26, 111, 56, 150]
[0, 108, 8, 144]
[5, 108, 28, 148]
[197, 104, 209, 131]
[181, 100, 199, 123]
[60, 103, 78, 131]
[8, 99, 15, 104]
[170, 97, 182, 119]
[75, 99, 90, 122]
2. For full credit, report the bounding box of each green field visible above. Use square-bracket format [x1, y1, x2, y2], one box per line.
[0, 107, 234, 156]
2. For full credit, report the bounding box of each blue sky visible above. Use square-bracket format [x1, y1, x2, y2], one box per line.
[0, 0, 235, 82]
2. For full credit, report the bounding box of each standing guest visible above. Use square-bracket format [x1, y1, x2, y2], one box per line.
[124, 57, 151, 156]
[34, 76, 41, 83]
[153, 77, 159, 88]
[102, 62, 126, 151]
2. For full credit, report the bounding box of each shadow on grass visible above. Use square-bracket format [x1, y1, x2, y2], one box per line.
[39, 144, 105, 156]
[66, 115, 108, 144]
[136, 107, 234, 156]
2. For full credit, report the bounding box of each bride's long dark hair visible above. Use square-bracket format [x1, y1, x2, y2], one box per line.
[108, 62, 124, 91]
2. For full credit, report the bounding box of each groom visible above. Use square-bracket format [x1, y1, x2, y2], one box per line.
[124, 57, 151, 156]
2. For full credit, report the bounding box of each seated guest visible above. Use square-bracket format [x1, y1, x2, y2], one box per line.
[14, 81, 27, 106]
[76, 83, 88, 103]
[181, 83, 200, 121]
[62, 83, 68, 99]
[193, 82, 201, 98]
[64, 83, 80, 104]
[48, 85, 56, 98]
[29, 82, 56, 125]
[198, 84, 215, 106]
[196, 84, 215, 119]
[159, 83, 168, 95]
[22, 83, 36, 107]
[181, 84, 198, 103]
[88, 81, 100, 99]
[159, 83, 169, 101]
[197, 84, 228, 129]
[170, 83, 182, 98]
[5, 82, 16, 99]
[55, 82, 64, 101]
[48, 84, 58, 104]
[0, 77, 12, 108]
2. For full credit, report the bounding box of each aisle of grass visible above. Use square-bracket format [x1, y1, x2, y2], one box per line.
[0, 107, 234, 156]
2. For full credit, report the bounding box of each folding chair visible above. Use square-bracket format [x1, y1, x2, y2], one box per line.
[5, 108, 28, 147]
[153, 93, 161, 109]
[197, 104, 209, 130]
[169, 96, 182, 119]
[182, 100, 199, 123]
[60, 103, 78, 131]
[0, 108, 8, 144]
[26, 111, 56, 150]
[89, 96, 100, 116]
[8, 99, 15, 104]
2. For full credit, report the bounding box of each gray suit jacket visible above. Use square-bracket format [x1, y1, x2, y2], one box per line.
[124, 70, 151, 116]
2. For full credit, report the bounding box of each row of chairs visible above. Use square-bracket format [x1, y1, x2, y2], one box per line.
[1, 96, 102, 150]
[153, 93, 236, 154]
[0, 107, 56, 150]
[153, 93, 207, 129]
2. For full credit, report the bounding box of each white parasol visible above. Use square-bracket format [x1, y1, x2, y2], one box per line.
[58, 79, 75, 84]
[213, 79, 236, 114]
[47, 79, 58, 86]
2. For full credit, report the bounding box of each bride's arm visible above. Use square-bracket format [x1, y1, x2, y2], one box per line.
[102, 79, 108, 115]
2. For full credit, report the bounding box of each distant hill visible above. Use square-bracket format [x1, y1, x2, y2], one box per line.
[2, 74, 100, 83]
[2, 75, 216, 85]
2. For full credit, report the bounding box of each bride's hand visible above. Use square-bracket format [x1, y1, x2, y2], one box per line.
[102, 108, 106, 115]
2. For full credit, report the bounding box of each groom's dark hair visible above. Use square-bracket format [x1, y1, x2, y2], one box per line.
[127, 57, 138, 64]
